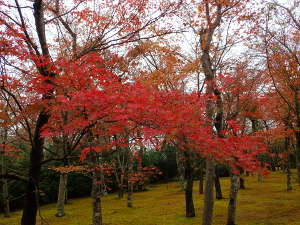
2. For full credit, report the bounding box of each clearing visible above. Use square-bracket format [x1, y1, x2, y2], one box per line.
[1, 171, 300, 225]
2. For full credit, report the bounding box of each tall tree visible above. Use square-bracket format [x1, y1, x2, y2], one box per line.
[257, 0, 300, 184]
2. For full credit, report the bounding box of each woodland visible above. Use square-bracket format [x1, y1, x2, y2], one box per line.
[0, 0, 299, 225]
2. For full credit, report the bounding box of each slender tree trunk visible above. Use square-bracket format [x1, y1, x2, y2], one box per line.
[2, 178, 10, 217]
[115, 169, 125, 199]
[114, 159, 125, 199]
[199, 166, 204, 194]
[56, 173, 68, 217]
[286, 162, 292, 191]
[258, 173, 263, 182]
[215, 166, 222, 200]
[285, 137, 292, 191]
[65, 188, 69, 204]
[184, 151, 195, 217]
[226, 175, 239, 225]
[239, 177, 245, 189]
[202, 158, 215, 225]
[270, 164, 276, 171]
[91, 170, 102, 225]
[118, 184, 124, 199]
[1, 160, 10, 218]
[295, 132, 300, 186]
[127, 181, 133, 208]
[127, 150, 133, 208]
[296, 155, 300, 186]
[119, 174, 125, 199]
[1, 129, 10, 217]
[293, 90, 300, 185]
[199, 4, 222, 225]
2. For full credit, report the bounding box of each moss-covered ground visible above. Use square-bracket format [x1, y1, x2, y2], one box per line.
[1, 171, 300, 225]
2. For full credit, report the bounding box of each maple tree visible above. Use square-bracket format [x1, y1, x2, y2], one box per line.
[0, 0, 182, 224]
[175, 1, 261, 224]
[250, 0, 300, 186]
[0, 1, 274, 225]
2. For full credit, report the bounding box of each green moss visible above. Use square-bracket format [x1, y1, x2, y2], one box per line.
[1, 171, 300, 225]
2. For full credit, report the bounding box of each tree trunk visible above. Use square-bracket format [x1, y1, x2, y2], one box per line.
[21, 148, 43, 225]
[1, 162, 10, 218]
[21, 150, 43, 225]
[226, 175, 239, 225]
[270, 164, 276, 171]
[294, 90, 300, 185]
[118, 186, 124, 199]
[65, 187, 69, 204]
[285, 137, 292, 191]
[1, 130, 10, 218]
[215, 166, 222, 200]
[127, 181, 133, 208]
[56, 173, 68, 217]
[118, 174, 124, 199]
[21, 112, 48, 225]
[295, 132, 300, 186]
[199, 167, 204, 194]
[286, 162, 292, 191]
[127, 150, 133, 208]
[239, 177, 245, 189]
[21, 0, 54, 222]
[199, 4, 222, 225]
[91, 170, 103, 225]
[258, 174, 263, 182]
[184, 151, 195, 217]
[2, 178, 10, 217]
[202, 158, 215, 225]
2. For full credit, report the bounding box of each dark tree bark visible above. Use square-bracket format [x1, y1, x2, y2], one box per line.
[199, 166, 204, 194]
[286, 161, 293, 191]
[226, 175, 239, 225]
[184, 151, 195, 217]
[239, 177, 245, 189]
[127, 181, 133, 208]
[285, 137, 292, 191]
[21, 112, 48, 225]
[19, 1, 55, 224]
[2, 180, 10, 218]
[118, 184, 124, 199]
[1, 129, 10, 217]
[214, 166, 223, 200]
[65, 187, 69, 204]
[293, 90, 300, 185]
[296, 131, 300, 186]
[127, 150, 133, 208]
[2, 176, 10, 218]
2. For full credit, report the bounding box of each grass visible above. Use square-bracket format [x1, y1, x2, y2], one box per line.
[1, 171, 300, 225]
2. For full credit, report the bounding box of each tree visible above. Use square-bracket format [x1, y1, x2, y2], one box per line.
[255, 0, 300, 184]
[1, 1, 269, 225]
[0, 1, 181, 224]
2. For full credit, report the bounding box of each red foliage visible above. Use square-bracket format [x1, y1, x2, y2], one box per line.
[25, 52, 266, 174]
